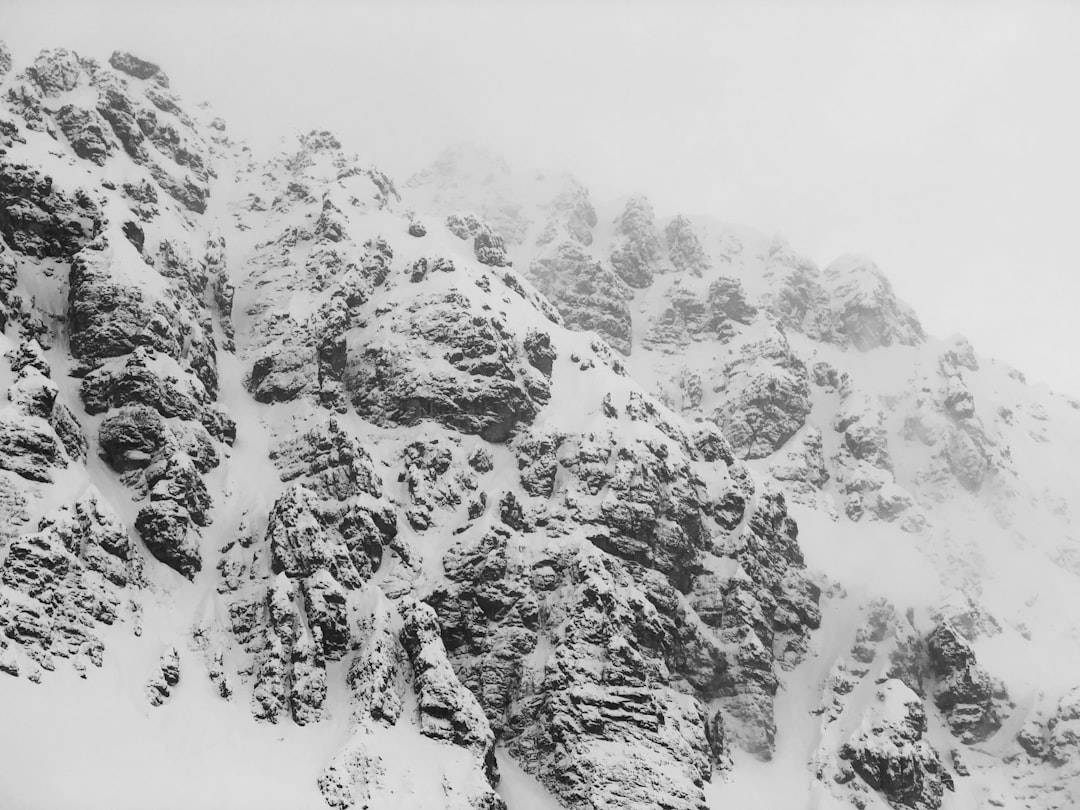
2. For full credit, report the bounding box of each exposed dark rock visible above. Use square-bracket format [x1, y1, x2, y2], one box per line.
[97, 405, 169, 472]
[528, 241, 633, 355]
[398, 597, 501, 787]
[69, 248, 181, 362]
[0, 162, 101, 259]
[839, 680, 948, 810]
[760, 239, 842, 344]
[523, 329, 556, 377]
[301, 570, 350, 661]
[0, 412, 66, 482]
[50, 402, 88, 462]
[0, 491, 138, 677]
[537, 181, 597, 248]
[1016, 688, 1080, 767]
[80, 355, 200, 420]
[135, 500, 201, 580]
[266, 484, 371, 588]
[926, 621, 1002, 744]
[109, 51, 170, 86]
[823, 255, 924, 351]
[346, 292, 549, 442]
[55, 106, 114, 166]
[148, 646, 180, 706]
[248, 345, 314, 404]
[610, 195, 661, 288]
[665, 215, 709, 277]
[446, 213, 512, 266]
[146, 452, 211, 525]
[713, 332, 811, 459]
[24, 48, 91, 97]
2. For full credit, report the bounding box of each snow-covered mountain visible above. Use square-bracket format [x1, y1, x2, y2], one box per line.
[0, 45, 1077, 810]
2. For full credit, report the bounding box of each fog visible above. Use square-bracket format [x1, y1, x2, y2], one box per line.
[5, 0, 1079, 395]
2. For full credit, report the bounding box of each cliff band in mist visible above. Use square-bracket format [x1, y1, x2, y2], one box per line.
[0, 45, 1078, 810]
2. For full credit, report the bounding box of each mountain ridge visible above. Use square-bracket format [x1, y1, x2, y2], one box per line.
[0, 44, 1077, 810]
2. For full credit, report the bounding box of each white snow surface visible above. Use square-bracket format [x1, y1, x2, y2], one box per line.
[0, 44, 1078, 810]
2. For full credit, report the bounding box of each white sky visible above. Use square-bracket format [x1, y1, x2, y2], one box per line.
[4, 0, 1079, 396]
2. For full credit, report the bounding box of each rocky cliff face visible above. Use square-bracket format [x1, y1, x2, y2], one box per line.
[0, 44, 1078, 810]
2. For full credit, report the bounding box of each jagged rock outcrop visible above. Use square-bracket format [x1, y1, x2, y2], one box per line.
[838, 681, 950, 810]
[147, 645, 181, 705]
[1017, 687, 1080, 767]
[823, 255, 924, 351]
[528, 241, 633, 355]
[446, 213, 512, 267]
[0, 491, 140, 677]
[0, 161, 102, 259]
[926, 621, 1003, 744]
[346, 290, 552, 441]
[538, 180, 597, 247]
[2, 40, 1077, 810]
[424, 390, 821, 808]
[712, 331, 811, 459]
[646, 276, 756, 349]
[610, 195, 662, 288]
[760, 237, 842, 343]
[665, 215, 709, 277]
[109, 51, 169, 86]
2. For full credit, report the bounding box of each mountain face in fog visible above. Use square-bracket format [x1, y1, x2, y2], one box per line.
[0, 46, 1078, 810]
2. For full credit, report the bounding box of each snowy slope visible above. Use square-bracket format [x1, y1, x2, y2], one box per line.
[0, 43, 1077, 810]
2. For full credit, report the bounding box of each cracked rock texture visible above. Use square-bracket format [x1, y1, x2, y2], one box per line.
[0, 41, 1078, 810]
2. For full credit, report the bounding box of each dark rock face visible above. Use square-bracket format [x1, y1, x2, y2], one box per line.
[1016, 688, 1080, 768]
[109, 51, 169, 86]
[1, 346, 86, 482]
[528, 241, 633, 355]
[538, 182, 597, 248]
[646, 277, 755, 350]
[713, 332, 811, 459]
[136, 500, 201, 579]
[398, 598, 501, 782]
[0, 163, 102, 259]
[97, 405, 169, 472]
[446, 213, 512, 267]
[823, 255, 924, 351]
[55, 106, 115, 166]
[81, 353, 206, 423]
[12, 42, 1023, 809]
[828, 388, 911, 522]
[610, 195, 662, 288]
[147, 646, 181, 706]
[0, 491, 140, 675]
[23, 48, 91, 97]
[5, 50, 235, 595]
[760, 239, 842, 344]
[665, 215, 709, 277]
[217, 417, 399, 731]
[423, 389, 820, 809]
[926, 622, 1002, 743]
[706, 277, 757, 335]
[840, 681, 948, 810]
[267, 483, 369, 586]
[68, 246, 187, 362]
[522, 329, 556, 377]
[346, 291, 550, 442]
[0, 412, 66, 483]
